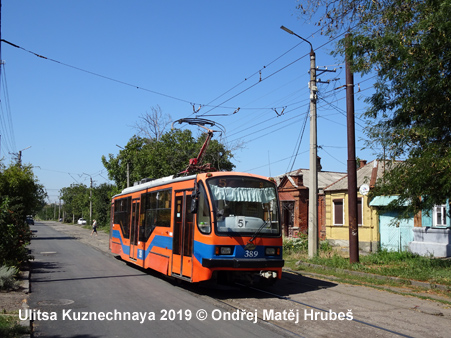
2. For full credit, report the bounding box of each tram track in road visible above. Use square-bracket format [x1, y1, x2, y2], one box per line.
[199, 284, 307, 338]
[235, 283, 414, 338]
[175, 271, 420, 338]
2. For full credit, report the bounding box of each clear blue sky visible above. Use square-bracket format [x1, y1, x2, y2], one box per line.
[0, 1, 376, 203]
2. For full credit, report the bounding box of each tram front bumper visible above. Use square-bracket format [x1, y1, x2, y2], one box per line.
[201, 258, 284, 268]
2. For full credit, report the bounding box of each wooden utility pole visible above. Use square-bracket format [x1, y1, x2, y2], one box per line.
[346, 34, 359, 263]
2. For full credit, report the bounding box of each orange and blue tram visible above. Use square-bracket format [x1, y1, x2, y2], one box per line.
[109, 171, 284, 283]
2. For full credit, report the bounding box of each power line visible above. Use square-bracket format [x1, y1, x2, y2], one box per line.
[200, 27, 326, 114]
[198, 51, 311, 117]
[0, 62, 16, 158]
[287, 105, 309, 172]
[1, 39, 194, 105]
[228, 108, 309, 145]
[1, 39, 297, 114]
[206, 29, 353, 143]
[1, 29, 375, 174]
[244, 149, 310, 174]
[200, 40, 306, 111]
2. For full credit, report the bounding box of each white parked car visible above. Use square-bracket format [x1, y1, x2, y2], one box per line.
[77, 218, 87, 225]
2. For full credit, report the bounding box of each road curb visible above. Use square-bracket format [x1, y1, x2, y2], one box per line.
[19, 262, 31, 337]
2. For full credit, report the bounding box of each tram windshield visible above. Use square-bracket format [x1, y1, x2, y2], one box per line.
[207, 176, 280, 236]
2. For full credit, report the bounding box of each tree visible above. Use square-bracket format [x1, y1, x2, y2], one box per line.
[101, 135, 146, 190]
[134, 105, 172, 141]
[300, 0, 451, 214]
[37, 203, 59, 220]
[0, 163, 46, 223]
[0, 162, 47, 266]
[102, 129, 235, 190]
[59, 184, 89, 222]
[92, 183, 118, 227]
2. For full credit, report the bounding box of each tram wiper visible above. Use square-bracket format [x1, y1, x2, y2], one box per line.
[245, 214, 271, 250]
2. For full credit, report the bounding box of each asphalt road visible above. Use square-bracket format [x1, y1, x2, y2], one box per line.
[28, 221, 283, 338]
[28, 221, 451, 338]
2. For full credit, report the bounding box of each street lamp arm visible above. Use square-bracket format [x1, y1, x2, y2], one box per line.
[280, 25, 314, 55]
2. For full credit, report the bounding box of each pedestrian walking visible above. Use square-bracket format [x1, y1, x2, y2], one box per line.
[91, 219, 98, 236]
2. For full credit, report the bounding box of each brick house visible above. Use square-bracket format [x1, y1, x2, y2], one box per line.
[276, 158, 346, 239]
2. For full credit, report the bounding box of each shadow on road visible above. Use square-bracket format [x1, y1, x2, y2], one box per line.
[31, 236, 77, 241]
[142, 267, 338, 300]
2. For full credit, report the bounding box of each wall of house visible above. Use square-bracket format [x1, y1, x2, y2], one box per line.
[318, 194, 326, 240]
[325, 191, 380, 252]
[421, 201, 450, 227]
[297, 189, 309, 234]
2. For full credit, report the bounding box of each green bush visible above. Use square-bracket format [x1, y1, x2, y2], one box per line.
[0, 162, 45, 267]
[0, 315, 30, 337]
[283, 233, 308, 254]
[0, 266, 19, 290]
[0, 199, 32, 267]
[283, 233, 333, 256]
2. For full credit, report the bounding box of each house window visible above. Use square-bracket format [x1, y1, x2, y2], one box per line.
[433, 205, 447, 227]
[333, 199, 344, 225]
[358, 198, 363, 226]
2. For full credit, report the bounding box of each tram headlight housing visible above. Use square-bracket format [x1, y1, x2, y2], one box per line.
[265, 247, 280, 256]
[215, 246, 234, 255]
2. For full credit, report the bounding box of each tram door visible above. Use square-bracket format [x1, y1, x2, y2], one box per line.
[171, 190, 194, 279]
[129, 199, 141, 262]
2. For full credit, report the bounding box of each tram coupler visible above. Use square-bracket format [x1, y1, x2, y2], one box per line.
[259, 271, 277, 279]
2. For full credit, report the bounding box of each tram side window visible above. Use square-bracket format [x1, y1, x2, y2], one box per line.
[114, 197, 131, 239]
[141, 189, 172, 240]
[197, 182, 211, 234]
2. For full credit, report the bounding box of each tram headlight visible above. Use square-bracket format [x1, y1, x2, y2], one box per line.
[215, 246, 234, 255]
[265, 247, 280, 256]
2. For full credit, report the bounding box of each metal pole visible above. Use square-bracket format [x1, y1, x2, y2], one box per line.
[126, 162, 130, 188]
[346, 33, 359, 263]
[89, 177, 93, 225]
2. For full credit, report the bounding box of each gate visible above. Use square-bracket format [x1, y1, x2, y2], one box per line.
[379, 211, 414, 252]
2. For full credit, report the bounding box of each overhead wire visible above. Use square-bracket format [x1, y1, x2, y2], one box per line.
[287, 105, 309, 173]
[198, 26, 326, 116]
[201, 40, 306, 110]
[228, 105, 309, 144]
[0, 62, 16, 158]
[2, 24, 374, 174]
[222, 28, 369, 172]
[1, 38, 295, 114]
[214, 29, 353, 145]
[245, 149, 309, 173]
[197, 51, 311, 117]
[1, 39, 195, 105]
